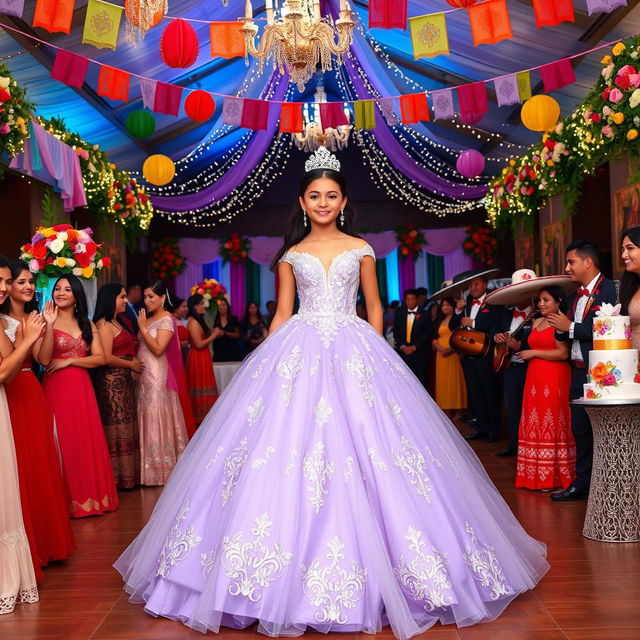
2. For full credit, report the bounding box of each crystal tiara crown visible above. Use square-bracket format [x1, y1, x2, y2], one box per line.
[304, 146, 341, 173]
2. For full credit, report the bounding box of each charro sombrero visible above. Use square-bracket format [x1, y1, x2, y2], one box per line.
[485, 275, 579, 306]
[429, 268, 500, 301]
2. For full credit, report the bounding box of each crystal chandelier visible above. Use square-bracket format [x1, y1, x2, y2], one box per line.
[294, 81, 351, 152]
[242, 0, 355, 91]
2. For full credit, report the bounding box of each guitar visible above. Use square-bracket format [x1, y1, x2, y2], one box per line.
[491, 310, 538, 373]
[449, 327, 491, 358]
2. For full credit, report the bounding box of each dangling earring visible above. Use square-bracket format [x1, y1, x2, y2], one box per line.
[340, 209, 345, 226]
[303, 210, 307, 227]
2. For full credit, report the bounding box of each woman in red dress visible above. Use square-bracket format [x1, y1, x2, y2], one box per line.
[516, 285, 576, 491]
[41, 275, 118, 518]
[186, 294, 222, 423]
[172, 297, 189, 361]
[0, 262, 75, 568]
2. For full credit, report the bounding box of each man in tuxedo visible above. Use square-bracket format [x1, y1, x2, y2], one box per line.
[449, 272, 501, 441]
[124, 284, 143, 335]
[393, 289, 433, 387]
[548, 240, 617, 501]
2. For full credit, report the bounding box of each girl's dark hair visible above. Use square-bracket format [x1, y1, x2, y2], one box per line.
[53, 275, 93, 346]
[270, 168, 360, 270]
[145, 280, 172, 311]
[216, 297, 230, 313]
[433, 297, 456, 329]
[187, 294, 210, 337]
[242, 301, 264, 325]
[93, 283, 133, 334]
[1, 261, 39, 314]
[171, 297, 185, 311]
[539, 285, 568, 315]
[620, 226, 640, 314]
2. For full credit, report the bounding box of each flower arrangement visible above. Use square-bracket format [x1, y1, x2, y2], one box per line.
[190, 278, 228, 310]
[585, 388, 602, 399]
[109, 170, 153, 249]
[589, 360, 623, 387]
[151, 237, 186, 280]
[219, 232, 251, 264]
[463, 225, 498, 265]
[395, 225, 426, 260]
[0, 63, 34, 158]
[20, 224, 109, 288]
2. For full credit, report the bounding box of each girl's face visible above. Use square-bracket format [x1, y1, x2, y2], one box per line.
[0, 266, 12, 305]
[441, 300, 453, 315]
[115, 288, 127, 315]
[53, 279, 74, 310]
[248, 303, 259, 316]
[144, 288, 165, 314]
[622, 235, 640, 274]
[537, 289, 560, 316]
[195, 300, 206, 315]
[299, 177, 347, 228]
[217, 298, 229, 314]
[10, 269, 35, 305]
[174, 300, 188, 318]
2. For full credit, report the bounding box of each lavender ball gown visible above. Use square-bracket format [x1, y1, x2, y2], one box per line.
[115, 245, 548, 638]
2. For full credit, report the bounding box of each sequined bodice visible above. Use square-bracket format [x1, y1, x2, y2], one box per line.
[53, 329, 89, 359]
[281, 245, 375, 316]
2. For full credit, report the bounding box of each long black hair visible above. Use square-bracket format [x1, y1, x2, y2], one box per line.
[0, 261, 39, 314]
[187, 294, 210, 337]
[270, 168, 360, 270]
[145, 280, 173, 312]
[620, 226, 640, 314]
[94, 283, 133, 334]
[242, 301, 264, 325]
[53, 274, 93, 346]
[538, 285, 568, 314]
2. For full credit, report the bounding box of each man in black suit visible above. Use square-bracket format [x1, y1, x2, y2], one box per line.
[548, 240, 617, 501]
[393, 289, 433, 387]
[449, 272, 501, 441]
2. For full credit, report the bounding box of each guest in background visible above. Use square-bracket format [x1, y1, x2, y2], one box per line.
[264, 300, 276, 328]
[620, 226, 640, 347]
[94, 283, 142, 490]
[1, 261, 75, 569]
[383, 300, 399, 347]
[124, 284, 142, 335]
[137, 281, 189, 485]
[516, 286, 575, 491]
[172, 297, 190, 358]
[240, 301, 268, 356]
[432, 297, 467, 419]
[393, 289, 433, 387]
[186, 294, 222, 423]
[416, 287, 429, 311]
[41, 275, 118, 518]
[212, 297, 242, 362]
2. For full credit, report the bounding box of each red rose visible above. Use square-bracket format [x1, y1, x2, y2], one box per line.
[601, 87, 611, 100]
[591, 113, 601, 123]
[615, 75, 631, 90]
[53, 224, 72, 232]
[31, 241, 46, 260]
[102, 257, 111, 267]
[544, 139, 555, 150]
[75, 252, 92, 268]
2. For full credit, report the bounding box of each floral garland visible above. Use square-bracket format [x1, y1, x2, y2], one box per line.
[19, 224, 109, 288]
[191, 278, 227, 310]
[395, 225, 426, 260]
[487, 35, 640, 230]
[151, 237, 186, 280]
[219, 232, 251, 264]
[463, 225, 498, 265]
[0, 63, 33, 158]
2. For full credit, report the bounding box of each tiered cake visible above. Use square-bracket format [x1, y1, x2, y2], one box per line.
[583, 304, 640, 400]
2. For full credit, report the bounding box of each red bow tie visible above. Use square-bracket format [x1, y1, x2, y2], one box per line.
[577, 288, 590, 297]
[472, 299, 482, 306]
[513, 310, 527, 320]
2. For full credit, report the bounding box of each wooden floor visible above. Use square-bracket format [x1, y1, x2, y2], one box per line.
[2, 424, 640, 640]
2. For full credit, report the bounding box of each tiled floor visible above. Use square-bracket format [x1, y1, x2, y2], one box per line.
[2, 424, 639, 639]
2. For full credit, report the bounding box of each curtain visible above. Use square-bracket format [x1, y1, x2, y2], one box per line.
[246, 258, 261, 308]
[427, 254, 445, 296]
[375, 257, 388, 304]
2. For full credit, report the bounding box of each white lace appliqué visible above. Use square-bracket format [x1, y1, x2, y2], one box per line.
[252, 446, 275, 469]
[303, 441, 334, 514]
[345, 348, 375, 407]
[394, 527, 453, 611]
[277, 345, 304, 406]
[156, 503, 203, 578]
[313, 396, 333, 427]
[302, 537, 368, 624]
[392, 437, 432, 503]
[222, 513, 292, 602]
[247, 397, 265, 426]
[386, 399, 402, 425]
[221, 437, 249, 506]
[368, 448, 388, 471]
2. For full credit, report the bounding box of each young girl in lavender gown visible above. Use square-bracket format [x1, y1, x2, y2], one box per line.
[115, 148, 549, 639]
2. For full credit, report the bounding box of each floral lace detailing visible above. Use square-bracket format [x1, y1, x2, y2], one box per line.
[368, 449, 388, 471]
[463, 523, 513, 600]
[222, 437, 249, 506]
[277, 345, 304, 406]
[251, 446, 275, 469]
[221, 513, 292, 602]
[303, 441, 334, 514]
[298, 313, 357, 349]
[313, 397, 333, 427]
[392, 437, 432, 503]
[157, 503, 202, 578]
[343, 456, 354, 483]
[345, 348, 375, 407]
[386, 399, 402, 425]
[394, 527, 453, 611]
[301, 537, 368, 624]
[247, 397, 265, 426]
[285, 449, 298, 475]
[1, 314, 19, 343]
[201, 550, 216, 578]
[0, 585, 39, 615]
[205, 446, 224, 470]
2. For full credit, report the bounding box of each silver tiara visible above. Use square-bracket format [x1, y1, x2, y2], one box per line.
[304, 146, 341, 173]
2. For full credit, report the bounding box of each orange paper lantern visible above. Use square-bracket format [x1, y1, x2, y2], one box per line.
[521, 95, 560, 132]
[184, 90, 215, 122]
[143, 154, 175, 186]
[161, 18, 199, 69]
[124, 0, 164, 29]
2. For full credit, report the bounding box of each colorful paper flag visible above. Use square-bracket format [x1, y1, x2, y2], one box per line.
[468, 0, 512, 47]
[0, 0, 25, 18]
[369, 0, 407, 29]
[532, 0, 575, 28]
[354, 100, 376, 130]
[585, 0, 626, 15]
[320, 103, 349, 130]
[517, 71, 532, 101]
[280, 103, 303, 133]
[82, 0, 123, 50]
[458, 82, 488, 117]
[154, 81, 183, 116]
[98, 66, 129, 101]
[33, 0, 76, 35]
[210, 22, 245, 59]
[376, 97, 399, 126]
[432, 89, 454, 120]
[494, 74, 520, 107]
[400, 92, 430, 124]
[241, 98, 269, 130]
[540, 59, 576, 93]
[51, 50, 88, 88]
[409, 13, 449, 59]
[223, 97, 243, 126]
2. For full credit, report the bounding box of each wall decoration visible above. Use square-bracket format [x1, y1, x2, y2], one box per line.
[541, 221, 565, 275]
[613, 184, 640, 275]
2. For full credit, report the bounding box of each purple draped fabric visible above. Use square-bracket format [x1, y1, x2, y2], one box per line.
[229, 261, 246, 318]
[399, 256, 416, 293]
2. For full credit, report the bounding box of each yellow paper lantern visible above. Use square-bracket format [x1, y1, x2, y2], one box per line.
[143, 154, 175, 186]
[521, 95, 560, 132]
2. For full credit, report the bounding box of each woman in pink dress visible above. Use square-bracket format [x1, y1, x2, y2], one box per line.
[136, 281, 188, 486]
[41, 275, 119, 518]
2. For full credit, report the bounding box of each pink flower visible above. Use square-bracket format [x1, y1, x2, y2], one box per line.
[603, 373, 617, 386]
[0, 123, 10, 134]
[630, 74, 640, 88]
[602, 125, 614, 138]
[609, 88, 624, 103]
[617, 64, 637, 76]
[76, 149, 89, 160]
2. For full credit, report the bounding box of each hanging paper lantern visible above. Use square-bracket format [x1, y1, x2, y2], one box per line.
[124, 0, 164, 29]
[126, 110, 156, 138]
[184, 90, 215, 122]
[143, 154, 175, 186]
[161, 18, 199, 69]
[459, 111, 484, 125]
[521, 95, 560, 132]
[446, 0, 478, 7]
[456, 149, 485, 178]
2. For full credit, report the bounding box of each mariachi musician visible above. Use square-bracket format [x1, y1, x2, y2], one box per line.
[445, 269, 501, 442]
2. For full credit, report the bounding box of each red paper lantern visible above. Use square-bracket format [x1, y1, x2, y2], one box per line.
[184, 90, 215, 122]
[459, 111, 484, 125]
[446, 0, 478, 7]
[456, 149, 485, 178]
[161, 18, 199, 69]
